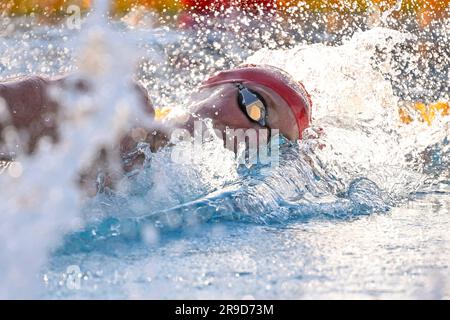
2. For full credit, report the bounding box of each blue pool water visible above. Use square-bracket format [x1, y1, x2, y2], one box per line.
[0, 4, 449, 299]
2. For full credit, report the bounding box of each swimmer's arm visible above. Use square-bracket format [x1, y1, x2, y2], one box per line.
[0, 75, 170, 195]
[0, 76, 60, 154]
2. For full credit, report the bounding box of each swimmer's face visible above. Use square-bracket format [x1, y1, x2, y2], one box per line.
[185, 82, 299, 141]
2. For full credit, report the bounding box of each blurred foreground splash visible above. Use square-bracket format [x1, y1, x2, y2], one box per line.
[0, 0, 449, 298]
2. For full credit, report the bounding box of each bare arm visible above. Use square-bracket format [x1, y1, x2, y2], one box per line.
[0, 75, 169, 195]
[0, 75, 161, 149]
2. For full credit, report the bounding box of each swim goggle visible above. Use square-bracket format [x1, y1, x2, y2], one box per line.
[236, 83, 268, 127]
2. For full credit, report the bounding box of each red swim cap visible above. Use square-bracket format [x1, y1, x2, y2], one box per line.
[200, 64, 312, 139]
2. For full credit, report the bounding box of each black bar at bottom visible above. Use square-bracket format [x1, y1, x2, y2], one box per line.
[1, 300, 445, 318]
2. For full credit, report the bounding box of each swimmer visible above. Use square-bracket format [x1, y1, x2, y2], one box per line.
[0, 65, 312, 194]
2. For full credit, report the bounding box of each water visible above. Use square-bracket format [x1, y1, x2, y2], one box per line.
[0, 2, 449, 299]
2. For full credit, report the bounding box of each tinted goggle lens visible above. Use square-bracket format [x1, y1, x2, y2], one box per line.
[237, 84, 267, 126]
